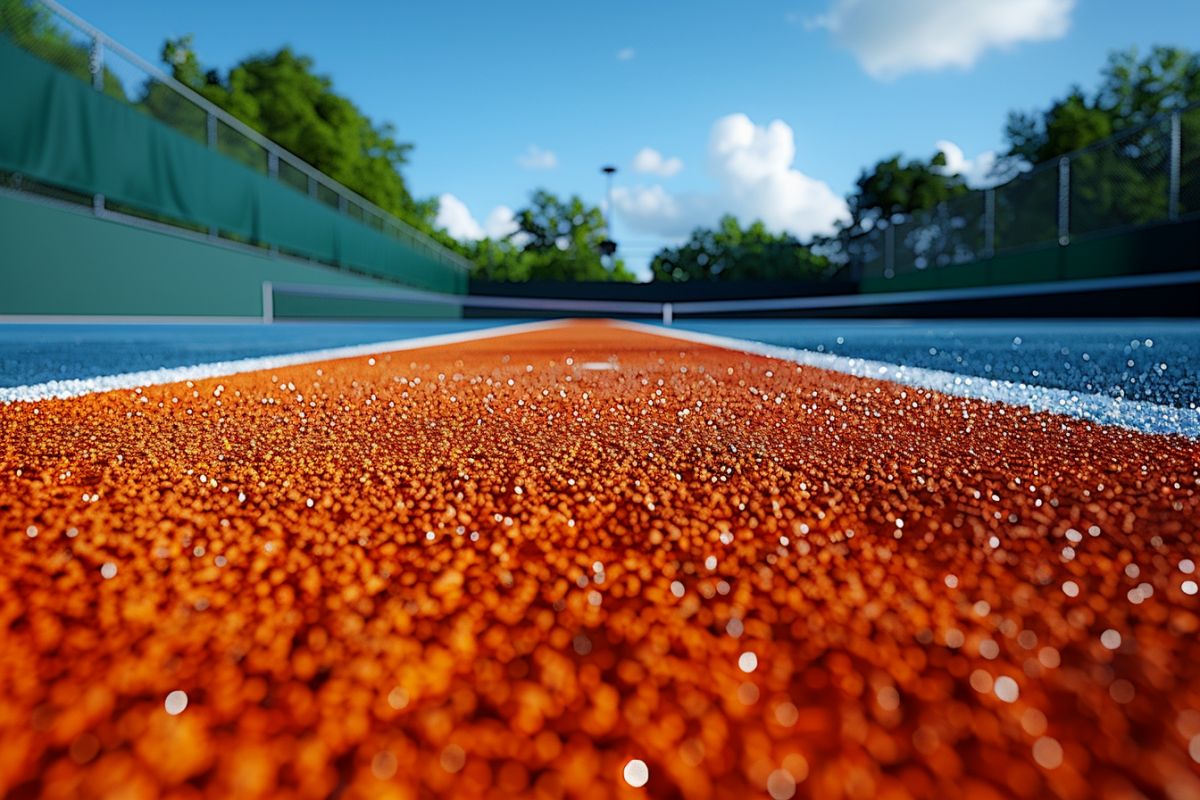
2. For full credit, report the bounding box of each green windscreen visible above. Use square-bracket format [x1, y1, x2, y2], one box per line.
[0, 35, 466, 295]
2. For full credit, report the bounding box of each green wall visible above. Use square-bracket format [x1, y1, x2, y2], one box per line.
[0, 193, 457, 319]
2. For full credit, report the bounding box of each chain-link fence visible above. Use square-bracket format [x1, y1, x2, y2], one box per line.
[845, 99, 1200, 283]
[0, 0, 472, 276]
[893, 190, 989, 272]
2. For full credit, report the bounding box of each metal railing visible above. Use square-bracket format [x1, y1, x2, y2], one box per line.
[844, 99, 1200, 280]
[6, 0, 471, 274]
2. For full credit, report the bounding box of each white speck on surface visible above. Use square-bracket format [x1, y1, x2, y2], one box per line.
[623, 758, 649, 787]
[993, 675, 1019, 703]
[164, 690, 188, 715]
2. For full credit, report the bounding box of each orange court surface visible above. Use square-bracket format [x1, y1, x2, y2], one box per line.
[1, 320, 1199, 799]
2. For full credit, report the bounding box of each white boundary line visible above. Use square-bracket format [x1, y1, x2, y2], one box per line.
[610, 320, 1200, 439]
[0, 319, 572, 403]
[3, 318, 1197, 439]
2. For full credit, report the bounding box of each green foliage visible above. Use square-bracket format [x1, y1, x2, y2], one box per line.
[844, 154, 969, 233]
[1004, 92, 1114, 165]
[463, 190, 635, 282]
[1098, 47, 1200, 128]
[649, 215, 829, 283]
[1004, 46, 1200, 165]
[151, 36, 421, 225]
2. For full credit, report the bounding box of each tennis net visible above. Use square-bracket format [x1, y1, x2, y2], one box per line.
[263, 269, 1200, 325]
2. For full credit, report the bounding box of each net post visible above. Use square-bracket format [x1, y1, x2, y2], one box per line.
[1057, 156, 1070, 246]
[662, 302, 674, 326]
[1169, 111, 1181, 222]
[261, 281, 274, 324]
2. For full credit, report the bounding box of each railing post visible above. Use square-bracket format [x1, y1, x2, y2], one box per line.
[206, 114, 218, 236]
[984, 188, 996, 257]
[88, 35, 103, 91]
[661, 302, 673, 326]
[1057, 157, 1070, 246]
[92, 193, 105, 215]
[268, 151, 279, 180]
[308, 176, 317, 198]
[1169, 111, 1182, 221]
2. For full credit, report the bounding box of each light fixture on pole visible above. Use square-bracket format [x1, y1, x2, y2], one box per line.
[599, 165, 617, 258]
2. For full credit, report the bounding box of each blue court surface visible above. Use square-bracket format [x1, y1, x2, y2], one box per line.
[3, 319, 1197, 411]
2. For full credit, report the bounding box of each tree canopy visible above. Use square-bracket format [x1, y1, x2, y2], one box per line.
[156, 36, 423, 225]
[842, 152, 969, 235]
[649, 215, 830, 283]
[1004, 46, 1200, 165]
[463, 190, 635, 283]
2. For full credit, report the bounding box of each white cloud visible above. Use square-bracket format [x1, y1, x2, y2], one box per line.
[632, 147, 684, 178]
[934, 140, 1002, 187]
[616, 47, 636, 61]
[613, 113, 847, 240]
[435, 193, 484, 240]
[517, 145, 558, 170]
[814, 0, 1075, 79]
[482, 206, 520, 239]
[436, 193, 519, 242]
[610, 185, 709, 239]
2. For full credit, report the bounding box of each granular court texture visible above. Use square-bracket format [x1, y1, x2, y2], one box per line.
[1, 320, 1199, 800]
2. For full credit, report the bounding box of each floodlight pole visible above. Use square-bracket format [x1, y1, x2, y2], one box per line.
[600, 165, 618, 269]
[601, 165, 617, 234]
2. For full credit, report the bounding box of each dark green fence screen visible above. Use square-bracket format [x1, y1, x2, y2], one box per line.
[0, 36, 466, 294]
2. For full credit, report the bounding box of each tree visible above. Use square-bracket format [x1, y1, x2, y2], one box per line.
[150, 36, 423, 226]
[844, 153, 969, 234]
[1004, 91, 1114, 165]
[1003, 46, 1200, 166]
[460, 190, 635, 282]
[649, 215, 829, 283]
[1000, 47, 1200, 233]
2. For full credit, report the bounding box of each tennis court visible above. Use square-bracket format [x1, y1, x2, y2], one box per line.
[2, 317, 1198, 798]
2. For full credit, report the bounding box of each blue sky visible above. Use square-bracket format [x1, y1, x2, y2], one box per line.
[64, 0, 1200, 275]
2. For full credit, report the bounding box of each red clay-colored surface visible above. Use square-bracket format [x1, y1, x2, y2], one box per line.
[1, 320, 1199, 799]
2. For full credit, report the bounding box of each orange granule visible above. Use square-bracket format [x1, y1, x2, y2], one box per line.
[0, 321, 1198, 799]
